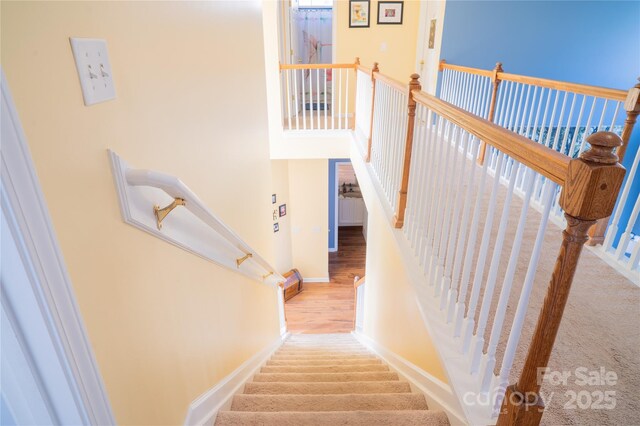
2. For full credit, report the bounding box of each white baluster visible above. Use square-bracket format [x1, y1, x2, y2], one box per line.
[567, 95, 587, 157]
[481, 167, 535, 391]
[469, 161, 519, 373]
[293, 69, 300, 130]
[604, 143, 640, 252]
[454, 148, 491, 337]
[324, 69, 328, 130]
[462, 152, 505, 353]
[614, 195, 640, 261]
[578, 97, 598, 155]
[495, 180, 557, 411]
[597, 99, 609, 132]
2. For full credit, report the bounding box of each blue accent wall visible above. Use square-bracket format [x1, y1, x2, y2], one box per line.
[328, 159, 351, 250]
[440, 0, 640, 239]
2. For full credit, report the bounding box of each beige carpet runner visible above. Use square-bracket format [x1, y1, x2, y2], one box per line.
[215, 334, 450, 425]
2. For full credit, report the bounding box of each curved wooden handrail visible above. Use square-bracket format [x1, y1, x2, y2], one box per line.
[280, 63, 356, 70]
[374, 72, 409, 95]
[439, 60, 627, 101]
[354, 275, 366, 289]
[412, 90, 571, 186]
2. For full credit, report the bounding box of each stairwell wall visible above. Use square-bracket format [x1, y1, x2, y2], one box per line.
[1, 1, 281, 424]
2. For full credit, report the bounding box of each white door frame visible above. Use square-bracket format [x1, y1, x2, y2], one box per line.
[1, 69, 116, 425]
[332, 160, 352, 252]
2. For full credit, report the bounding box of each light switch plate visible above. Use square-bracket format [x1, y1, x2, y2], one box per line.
[69, 38, 116, 106]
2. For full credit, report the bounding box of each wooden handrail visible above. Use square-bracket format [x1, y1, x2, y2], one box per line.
[356, 64, 374, 75]
[412, 89, 571, 186]
[354, 275, 366, 289]
[439, 60, 627, 101]
[374, 72, 410, 95]
[498, 72, 627, 101]
[279, 63, 356, 70]
[439, 60, 493, 78]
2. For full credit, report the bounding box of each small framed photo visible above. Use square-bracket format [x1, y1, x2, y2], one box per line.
[273, 223, 279, 233]
[272, 194, 277, 204]
[349, 0, 370, 28]
[279, 204, 287, 217]
[377, 1, 403, 25]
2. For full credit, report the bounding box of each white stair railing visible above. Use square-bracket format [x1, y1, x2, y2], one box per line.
[280, 62, 356, 131]
[439, 62, 640, 284]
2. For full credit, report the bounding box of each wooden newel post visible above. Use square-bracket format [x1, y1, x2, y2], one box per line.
[393, 73, 422, 228]
[497, 132, 626, 426]
[478, 62, 504, 165]
[366, 62, 380, 162]
[587, 77, 640, 246]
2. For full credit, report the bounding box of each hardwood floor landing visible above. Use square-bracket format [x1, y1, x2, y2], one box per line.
[285, 226, 366, 334]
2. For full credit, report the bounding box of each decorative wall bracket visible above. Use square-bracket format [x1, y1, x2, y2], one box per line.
[236, 253, 253, 268]
[262, 272, 274, 281]
[154, 197, 186, 230]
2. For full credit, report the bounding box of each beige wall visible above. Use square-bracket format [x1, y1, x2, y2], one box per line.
[271, 160, 294, 273]
[288, 159, 329, 280]
[2, 1, 281, 424]
[336, 0, 421, 83]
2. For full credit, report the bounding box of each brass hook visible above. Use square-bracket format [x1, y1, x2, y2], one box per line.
[236, 253, 253, 268]
[262, 272, 274, 280]
[153, 197, 186, 230]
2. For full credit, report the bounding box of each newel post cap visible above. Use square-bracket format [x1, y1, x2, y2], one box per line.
[409, 73, 421, 90]
[559, 131, 625, 220]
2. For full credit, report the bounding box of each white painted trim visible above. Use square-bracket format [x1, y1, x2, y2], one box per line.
[183, 334, 288, 426]
[1, 70, 116, 424]
[303, 277, 331, 283]
[353, 332, 467, 426]
[328, 247, 338, 253]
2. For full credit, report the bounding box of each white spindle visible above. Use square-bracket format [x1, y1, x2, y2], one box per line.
[332, 68, 336, 129]
[614, 193, 640, 262]
[469, 161, 519, 373]
[293, 69, 300, 130]
[309, 70, 315, 130]
[338, 69, 343, 130]
[495, 181, 557, 411]
[345, 69, 350, 129]
[597, 99, 608, 132]
[462, 152, 506, 353]
[604, 145, 640, 252]
[301, 69, 307, 129]
[481, 167, 535, 391]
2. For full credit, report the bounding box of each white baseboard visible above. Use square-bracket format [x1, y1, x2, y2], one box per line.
[353, 331, 467, 426]
[304, 277, 330, 283]
[184, 334, 288, 426]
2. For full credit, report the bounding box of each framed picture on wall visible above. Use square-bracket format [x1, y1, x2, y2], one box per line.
[349, 0, 370, 28]
[273, 223, 279, 233]
[279, 204, 287, 217]
[272, 194, 277, 204]
[377, 1, 403, 25]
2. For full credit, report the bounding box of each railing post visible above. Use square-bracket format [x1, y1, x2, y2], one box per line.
[587, 78, 640, 246]
[497, 132, 626, 426]
[477, 62, 504, 165]
[393, 73, 422, 228]
[365, 62, 380, 162]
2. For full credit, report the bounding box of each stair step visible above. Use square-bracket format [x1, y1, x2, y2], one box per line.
[215, 410, 450, 426]
[271, 354, 378, 361]
[244, 381, 412, 395]
[230, 393, 428, 412]
[253, 372, 399, 382]
[266, 358, 382, 366]
[275, 350, 371, 356]
[261, 364, 389, 373]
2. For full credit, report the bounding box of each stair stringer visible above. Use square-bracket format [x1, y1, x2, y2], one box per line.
[349, 135, 498, 426]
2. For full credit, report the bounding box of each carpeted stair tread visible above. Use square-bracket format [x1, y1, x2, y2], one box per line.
[275, 350, 372, 356]
[266, 358, 382, 366]
[230, 393, 429, 412]
[253, 371, 399, 382]
[261, 364, 389, 373]
[243, 381, 412, 395]
[215, 410, 450, 426]
[271, 354, 378, 360]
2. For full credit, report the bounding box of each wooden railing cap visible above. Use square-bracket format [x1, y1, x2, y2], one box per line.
[582, 131, 622, 164]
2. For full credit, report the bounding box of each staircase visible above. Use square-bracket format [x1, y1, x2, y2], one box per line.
[215, 334, 450, 425]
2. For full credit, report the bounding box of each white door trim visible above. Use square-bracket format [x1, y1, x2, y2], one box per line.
[1, 69, 116, 425]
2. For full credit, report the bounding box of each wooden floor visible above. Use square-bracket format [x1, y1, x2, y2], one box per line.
[285, 226, 366, 334]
